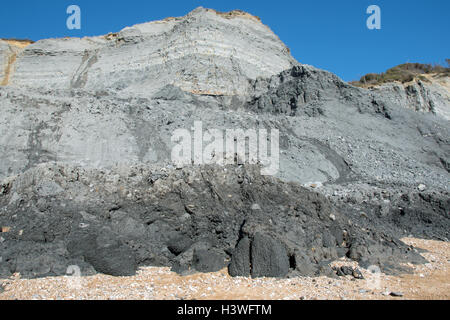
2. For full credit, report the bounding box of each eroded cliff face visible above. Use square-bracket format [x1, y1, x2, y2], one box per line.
[368, 74, 450, 120]
[0, 7, 449, 279]
[1, 8, 295, 96]
[0, 40, 33, 86]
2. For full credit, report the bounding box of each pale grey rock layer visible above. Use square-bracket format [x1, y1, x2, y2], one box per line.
[0, 7, 448, 191]
[371, 78, 450, 120]
[4, 7, 295, 96]
[0, 64, 448, 190]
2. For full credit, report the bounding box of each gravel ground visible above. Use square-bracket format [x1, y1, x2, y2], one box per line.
[0, 238, 448, 300]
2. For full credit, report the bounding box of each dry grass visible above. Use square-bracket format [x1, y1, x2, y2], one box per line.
[209, 9, 262, 22]
[351, 62, 450, 88]
[1, 39, 34, 49]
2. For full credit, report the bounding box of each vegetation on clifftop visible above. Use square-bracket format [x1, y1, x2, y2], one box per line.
[351, 60, 450, 87]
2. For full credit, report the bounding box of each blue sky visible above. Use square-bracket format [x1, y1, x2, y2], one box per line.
[0, 0, 448, 81]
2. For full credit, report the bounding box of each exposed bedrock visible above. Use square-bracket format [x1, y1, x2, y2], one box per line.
[0, 7, 448, 280]
[0, 164, 436, 279]
[0, 61, 449, 189]
[3, 7, 295, 96]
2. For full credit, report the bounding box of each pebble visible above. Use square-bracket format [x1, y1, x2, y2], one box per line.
[1, 226, 11, 233]
[389, 292, 404, 297]
[417, 184, 426, 192]
[251, 203, 261, 210]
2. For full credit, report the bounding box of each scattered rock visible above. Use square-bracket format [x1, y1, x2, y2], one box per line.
[167, 235, 193, 256]
[36, 181, 64, 197]
[417, 184, 427, 192]
[334, 266, 364, 279]
[389, 291, 404, 297]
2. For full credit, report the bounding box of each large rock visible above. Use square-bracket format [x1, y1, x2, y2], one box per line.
[228, 237, 251, 277]
[251, 233, 290, 278]
[84, 245, 137, 277]
[67, 230, 137, 277]
[192, 249, 227, 273]
[229, 233, 290, 278]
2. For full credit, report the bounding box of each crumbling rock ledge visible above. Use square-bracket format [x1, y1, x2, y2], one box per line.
[0, 163, 431, 279]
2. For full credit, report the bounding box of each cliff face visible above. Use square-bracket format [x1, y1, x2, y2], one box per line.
[368, 74, 450, 120]
[0, 40, 32, 86]
[0, 7, 448, 188]
[0, 7, 449, 280]
[2, 7, 295, 96]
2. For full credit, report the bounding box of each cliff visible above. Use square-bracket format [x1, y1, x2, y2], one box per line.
[1, 8, 295, 96]
[0, 7, 448, 280]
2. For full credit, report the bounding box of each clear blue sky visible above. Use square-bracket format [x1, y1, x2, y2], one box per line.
[0, 0, 448, 81]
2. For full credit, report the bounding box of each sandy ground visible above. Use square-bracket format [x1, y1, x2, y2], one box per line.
[0, 238, 448, 300]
